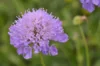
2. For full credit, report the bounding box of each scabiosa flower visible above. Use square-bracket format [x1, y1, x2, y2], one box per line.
[80, 0, 100, 12]
[8, 8, 68, 59]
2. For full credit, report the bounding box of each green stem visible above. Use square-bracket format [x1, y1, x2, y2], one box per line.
[39, 53, 46, 66]
[75, 40, 83, 66]
[79, 25, 90, 66]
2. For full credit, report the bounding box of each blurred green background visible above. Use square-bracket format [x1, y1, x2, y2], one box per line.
[0, 0, 100, 66]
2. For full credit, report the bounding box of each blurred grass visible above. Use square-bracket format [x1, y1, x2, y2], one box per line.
[0, 0, 100, 66]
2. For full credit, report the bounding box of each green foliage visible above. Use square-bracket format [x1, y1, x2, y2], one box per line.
[0, 0, 100, 66]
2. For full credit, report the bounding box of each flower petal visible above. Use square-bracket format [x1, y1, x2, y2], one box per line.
[92, 0, 99, 5]
[49, 45, 58, 56]
[82, 2, 95, 12]
[23, 46, 32, 59]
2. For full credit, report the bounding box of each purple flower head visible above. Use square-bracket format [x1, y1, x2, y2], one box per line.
[8, 8, 68, 59]
[80, 0, 100, 12]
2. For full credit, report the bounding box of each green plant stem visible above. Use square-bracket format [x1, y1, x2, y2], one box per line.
[39, 53, 46, 66]
[75, 40, 83, 66]
[79, 25, 90, 66]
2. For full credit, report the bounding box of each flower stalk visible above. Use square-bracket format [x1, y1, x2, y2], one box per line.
[40, 53, 46, 66]
[79, 25, 90, 66]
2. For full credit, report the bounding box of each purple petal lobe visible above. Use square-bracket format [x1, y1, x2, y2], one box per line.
[49, 45, 58, 56]
[23, 46, 32, 59]
[80, 0, 100, 12]
[92, 0, 99, 5]
[17, 46, 23, 55]
[82, 2, 95, 12]
[33, 44, 40, 54]
[56, 33, 68, 43]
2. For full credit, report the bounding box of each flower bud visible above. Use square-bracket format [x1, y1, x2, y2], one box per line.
[73, 15, 87, 25]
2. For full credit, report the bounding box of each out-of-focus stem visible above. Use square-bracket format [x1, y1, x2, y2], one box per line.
[79, 25, 90, 66]
[39, 53, 46, 66]
[75, 40, 83, 66]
